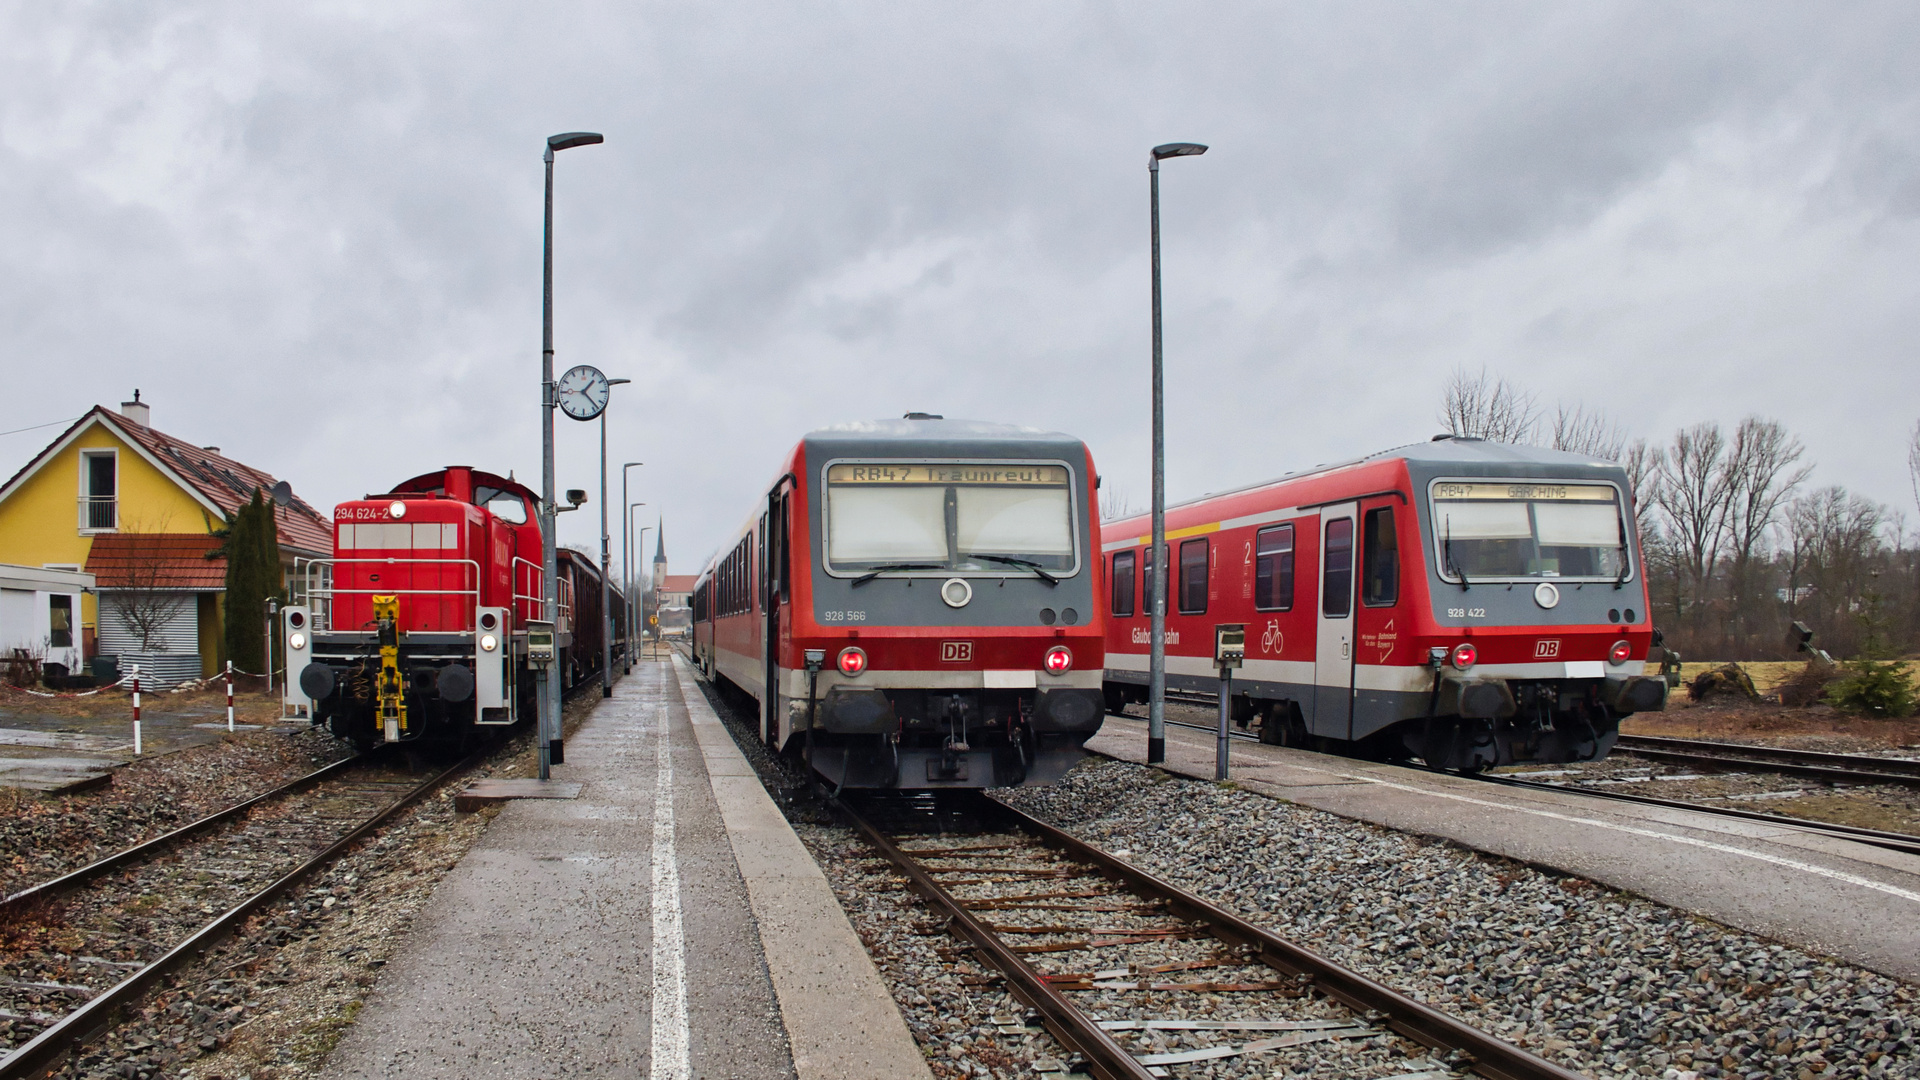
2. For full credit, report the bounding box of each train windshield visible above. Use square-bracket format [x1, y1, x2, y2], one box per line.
[1431, 481, 1627, 581]
[825, 462, 1077, 574]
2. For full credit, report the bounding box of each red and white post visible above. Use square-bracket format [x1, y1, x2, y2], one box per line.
[131, 663, 142, 756]
[226, 660, 235, 732]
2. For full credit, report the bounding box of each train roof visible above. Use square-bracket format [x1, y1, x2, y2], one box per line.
[1175, 437, 1628, 513]
[801, 417, 1087, 453]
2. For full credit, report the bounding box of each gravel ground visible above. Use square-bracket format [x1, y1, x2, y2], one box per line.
[0, 724, 352, 898]
[1000, 758, 1920, 1080]
[0, 673, 615, 1080]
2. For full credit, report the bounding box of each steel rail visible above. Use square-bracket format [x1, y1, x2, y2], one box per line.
[839, 795, 1587, 1080]
[1468, 770, 1920, 858]
[1615, 734, 1920, 778]
[836, 799, 1157, 1080]
[990, 797, 1589, 1080]
[1613, 745, 1920, 789]
[0, 747, 485, 1080]
[0, 753, 368, 918]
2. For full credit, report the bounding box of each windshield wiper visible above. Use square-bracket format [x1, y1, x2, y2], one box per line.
[1614, 547, 1630, 590]
[1444, 518, 1470, 592]
[850, 563, 945, 586]
[968, 554, 1059, 586]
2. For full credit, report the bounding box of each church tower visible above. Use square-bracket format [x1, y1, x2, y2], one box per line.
[652, 518, 667, 585]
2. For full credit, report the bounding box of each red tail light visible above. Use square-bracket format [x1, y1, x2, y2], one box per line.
[1043, 646, 1073, 674]
[1451, 642, 1476, 671]
[1609, 640, 1633, 665]
[837, 647, 867, 676]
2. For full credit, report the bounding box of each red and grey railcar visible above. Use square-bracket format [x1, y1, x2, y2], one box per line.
[283, 466, 623, 748]
[1102, 437, 1666, 770]
[692, 417, 1107, 789]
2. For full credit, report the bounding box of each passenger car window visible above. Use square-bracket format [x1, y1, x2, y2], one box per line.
[1140, 545, 1169, 615]
[1112, 551, 1136, 617]
[1363, 507, 1398, 607]
[1254, 525, 1294, 611]
[1322, 518, 1353, 618]
[1178, 539, 1209, 615]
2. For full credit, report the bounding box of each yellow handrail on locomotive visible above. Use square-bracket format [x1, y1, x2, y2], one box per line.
[373, 594, 408, 742]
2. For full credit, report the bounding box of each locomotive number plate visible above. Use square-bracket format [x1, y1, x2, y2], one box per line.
[941, 641, 973, 662]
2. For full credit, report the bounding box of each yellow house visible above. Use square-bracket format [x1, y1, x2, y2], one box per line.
[0, 393, 332, 683]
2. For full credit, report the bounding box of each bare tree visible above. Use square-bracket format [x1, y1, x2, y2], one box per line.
[1100, 483, 1141, 523]
[1721, 417, 1812, 650]
[1620, 438, 1662, 545]
[1784, 486, 1886, 657]
[104, 537, 194, 653]
[1438, 367, 1538, 443]
[1653, 423, 1735, 645]
[1908, 418, 1920, 515]
[1549, 403, 1627, 461]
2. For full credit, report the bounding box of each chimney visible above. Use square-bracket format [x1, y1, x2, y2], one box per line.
[120, 389, 150, 426]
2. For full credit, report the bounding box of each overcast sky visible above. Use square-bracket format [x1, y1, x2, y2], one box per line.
[4, 2, 1918, 572]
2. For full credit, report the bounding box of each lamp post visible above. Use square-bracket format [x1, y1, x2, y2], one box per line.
[631, 523, 651, 654]
[621, 463, 643, 673]
[1147, 140, 1207, 766]
[600, 378, 631, 699]
[540, 130, 603, 780]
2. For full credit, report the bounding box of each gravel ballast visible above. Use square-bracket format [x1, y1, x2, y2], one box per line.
[1000, 758, 1919, 1079]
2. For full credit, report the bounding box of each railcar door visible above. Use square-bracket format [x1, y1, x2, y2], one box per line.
[762, 482, 792, 746]
[1313, 505, 1358, 739]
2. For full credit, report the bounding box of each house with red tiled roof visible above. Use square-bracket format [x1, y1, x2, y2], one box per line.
[0, 393, 331, 684]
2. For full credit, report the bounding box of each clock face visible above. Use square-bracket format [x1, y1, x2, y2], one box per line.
[556, 365, 610, 420]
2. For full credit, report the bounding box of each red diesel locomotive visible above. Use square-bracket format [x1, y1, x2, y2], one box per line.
[283, 466, 623, 747]
[1102, 437, 1667, 770]
[692, 417, 1108, 789]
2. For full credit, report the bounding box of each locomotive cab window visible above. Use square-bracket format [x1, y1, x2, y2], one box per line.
[1322, 517, 1354, 618]
[823, 462, 1077, 576]
[1431, 481, 1627, 582]
[1362, 507, 1398, 607]
[1253, 524, 1294, 611]
[1178, 539, 1208, 614]
[1112, 551, 1136, 617]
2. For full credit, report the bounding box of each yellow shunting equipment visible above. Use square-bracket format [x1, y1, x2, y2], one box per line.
[373, 594, 408, 742]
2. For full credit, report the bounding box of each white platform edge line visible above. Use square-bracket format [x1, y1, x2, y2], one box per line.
[670, 654, 936, 1080]
[652, 689, 691, 1080]
[1111, 715, 1920, 906]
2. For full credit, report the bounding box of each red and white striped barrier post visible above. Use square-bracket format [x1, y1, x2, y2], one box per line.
[226, 660, 235, 732]
[132, 664, 142, 756]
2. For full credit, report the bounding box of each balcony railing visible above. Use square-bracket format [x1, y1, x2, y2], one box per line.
[78, 496, 117, 531]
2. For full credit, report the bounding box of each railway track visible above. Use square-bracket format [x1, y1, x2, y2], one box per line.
[0, 745, 485, 1079]
[1612, 733, 1920, 788]
[838, 792, 1584, 1080]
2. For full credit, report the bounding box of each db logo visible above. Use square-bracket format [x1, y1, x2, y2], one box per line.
[942, 641, 973, 662]
[1535, 639, 1561, 658]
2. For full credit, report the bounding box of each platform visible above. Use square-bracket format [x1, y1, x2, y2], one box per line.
[323, 656, 931, 1080]
[1091, 713, 1920, 982]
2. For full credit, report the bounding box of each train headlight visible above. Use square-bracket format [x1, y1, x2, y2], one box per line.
[388, 500, 407, 519]
[1450, 642, 1477, 671]
[1608, 639, 1632, 665]
[837, 647, 867, 676]
[288, 631, 306, 651]
[1043, 645, 1073, 675]
[480, 633, 499, 653]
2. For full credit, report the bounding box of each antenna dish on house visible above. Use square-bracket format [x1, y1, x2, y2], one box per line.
[270, 480, 293, 507]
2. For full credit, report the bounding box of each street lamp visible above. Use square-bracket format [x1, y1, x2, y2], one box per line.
[539, 129, 603, 780]
[1147, 140, 1207, 766]
[600, 378, 631, 699]
[631, 522, 651, 654]
[621, 463, 643, 673]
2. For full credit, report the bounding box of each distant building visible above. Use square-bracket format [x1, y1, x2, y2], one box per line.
[650, 523, 693, 634]
[0, 563, 93, 681]
[0, 393, 331, 684]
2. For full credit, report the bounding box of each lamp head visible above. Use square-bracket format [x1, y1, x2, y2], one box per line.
[548, 132, 605, 152]
[609, 378, 631, 386]
[1152, 142, 1209, 160]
